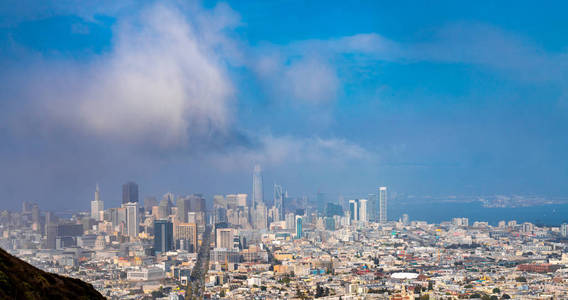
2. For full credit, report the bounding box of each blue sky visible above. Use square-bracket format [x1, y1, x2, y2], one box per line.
[0, 1, 567, 210]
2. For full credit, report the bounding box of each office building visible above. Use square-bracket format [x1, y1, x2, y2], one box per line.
[358, 199, 368, 223]
[253, 202, 267, 230]
[144, 197, 157, 213]
[295, 215, 303, 239]
[367, 193, 377, 222]
[124, 202, 139, 239]
[325, 203, 343, 217]
[176, 196, 190, 223]
[174, 223, 197, 252]
[349, 200, 358, 222]
[325, 217, 336, 231]
[157, 193, 173, 219]
[188, 194, 206, 212]
[216, 228, 235, 249]
[122, 181, 139, 204]
[252, 164, 263, 207]
[285, 213, 295, 231]
[273, 184, 283, 221]
[91, 184, 104, 220]
[213, 195, 226, 209]
[379, 187, 387, 223]
[31, 203, 40, 232]
[154, 220, 173, 253]
[45, 223, 58, 249]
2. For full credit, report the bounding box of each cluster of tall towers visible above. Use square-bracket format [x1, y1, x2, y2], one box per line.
[348, 186, 387, 224]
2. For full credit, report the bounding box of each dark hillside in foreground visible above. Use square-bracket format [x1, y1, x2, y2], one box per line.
[0, 247, 105, 300]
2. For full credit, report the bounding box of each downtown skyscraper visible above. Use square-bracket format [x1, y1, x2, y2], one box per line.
[379, 187, 387, 223]
[122, 181, 139, 204]
[273, 184, 283, 221]
[252, 164, 263, 207]
[90, 184, 104, 220]
[251, 164, 267, 230]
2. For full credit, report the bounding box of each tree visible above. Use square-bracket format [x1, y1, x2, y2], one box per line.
[502, 294, 511, 299]
[492, 288, 500, 294]
[515, 276, 527, 283]
[315, 284, 325, 298]
[219, 290, 225, 297]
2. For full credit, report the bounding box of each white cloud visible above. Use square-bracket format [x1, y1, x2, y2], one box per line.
[282, 58, 339, 104]
[34, 3, 235, 148]
[208, 134, 375, 171]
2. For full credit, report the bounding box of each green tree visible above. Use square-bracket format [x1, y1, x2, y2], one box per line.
[492, 288, 500, 294]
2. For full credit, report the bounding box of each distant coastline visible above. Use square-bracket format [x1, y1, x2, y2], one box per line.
[391, 200, 568, 226]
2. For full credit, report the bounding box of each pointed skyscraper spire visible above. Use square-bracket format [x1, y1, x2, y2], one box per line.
[95, 183, 100, 202]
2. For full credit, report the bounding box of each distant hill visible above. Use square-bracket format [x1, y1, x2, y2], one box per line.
[0, 247, 105, 300]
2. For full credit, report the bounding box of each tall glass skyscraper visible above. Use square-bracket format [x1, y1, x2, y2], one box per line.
[154, 220, 173, 253]
[122, 181, 139, 204]
[295, 215, 303, 239]
[91, 184, 104, 220]
[273, 184, 283, 221]
[252, 164, 263, 207]
[379, 187, 387, 223]
[349, 199, 358, 221]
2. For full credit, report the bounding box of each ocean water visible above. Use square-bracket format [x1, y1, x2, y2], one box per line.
[389, 201, 568, 226]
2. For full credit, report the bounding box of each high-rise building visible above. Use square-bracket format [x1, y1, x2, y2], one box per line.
[254, 202, 267, 230]
[45, 223, 58, 249]
[157, 193, 173, 219]
[216, 228, 235, 249]
[188, 194, 206, 212]
[176, 196, 190, 223]
[295, 215, 303, 239]
[22, 201, 32, 214]
[30, 203, 40, 232]
[561, 223, 568, 237]
[273, 184, 283, 221]
[213, 195, 226, 209]
[358, 199, 368, 223]
[174, 222, 197, 252]
[252, 164, 263, 207]
[379, 187, 387, 223]
[367, 193, 377, 222]
[402, 213, 409, 225]
[122, 181, 139, 204]
[124, 202, 139, 239]
[325, 203, 343, 217]
[325, 217, 336, 231]
[91, 184, 104, 220]
[237, 194, 248, 207]
[154, 220, 173, 253]
[144, 197, 157, 213]
[349, 200, 358, 222]
[285, 213, 295, 231]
